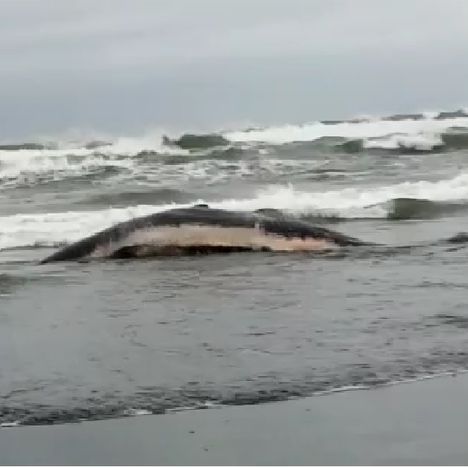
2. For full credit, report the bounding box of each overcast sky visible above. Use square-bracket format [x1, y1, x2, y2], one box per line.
[1, 0, 468, 139]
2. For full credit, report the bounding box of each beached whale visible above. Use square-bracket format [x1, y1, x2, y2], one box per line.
[39, 205, 366, 263]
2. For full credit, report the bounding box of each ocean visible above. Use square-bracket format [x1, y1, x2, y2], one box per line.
[2, 109, 468, 426]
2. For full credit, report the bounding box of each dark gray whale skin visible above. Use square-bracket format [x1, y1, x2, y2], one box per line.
[39, 205, 367, 264]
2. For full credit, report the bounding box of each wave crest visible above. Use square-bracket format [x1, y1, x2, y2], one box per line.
[3, 171, 468, 250]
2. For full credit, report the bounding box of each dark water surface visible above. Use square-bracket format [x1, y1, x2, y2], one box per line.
[2, 111, 468, 426]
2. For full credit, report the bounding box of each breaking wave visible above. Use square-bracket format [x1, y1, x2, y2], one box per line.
[3, 172, 468, 250]
[224, 110, 468, 146]
[341, 129, 468, 153]
[3, 109, 468, 190]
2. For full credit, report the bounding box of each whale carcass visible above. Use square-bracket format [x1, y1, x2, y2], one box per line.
[40, 205, 366, 263]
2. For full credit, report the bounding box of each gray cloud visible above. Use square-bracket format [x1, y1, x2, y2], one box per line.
[1, 0, 468, 139]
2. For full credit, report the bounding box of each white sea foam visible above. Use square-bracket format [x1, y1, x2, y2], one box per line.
[225, 115, 468, 146]
[0, 421, 20, 428]
[0, 130, 186, 184]
[122, 408, 152, 417]
[0, 150, 136, 184]
[363, 133, 443, 151]
[3, 172, 468, 250]
[2, 113, 468, 187]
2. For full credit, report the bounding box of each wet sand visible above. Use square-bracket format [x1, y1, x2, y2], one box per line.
[1, 373, 468, 465]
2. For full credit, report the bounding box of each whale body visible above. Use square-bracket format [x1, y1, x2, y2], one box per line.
[40, 205, 366, 264]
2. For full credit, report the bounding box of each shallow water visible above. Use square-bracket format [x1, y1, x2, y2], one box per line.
[2, 111, 468, 425]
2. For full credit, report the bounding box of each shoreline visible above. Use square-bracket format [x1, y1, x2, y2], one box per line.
[2, 369, 464, 429]
[2, 372, 468, 465]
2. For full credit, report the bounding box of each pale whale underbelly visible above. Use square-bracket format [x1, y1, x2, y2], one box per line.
[92, 225, 336, 258]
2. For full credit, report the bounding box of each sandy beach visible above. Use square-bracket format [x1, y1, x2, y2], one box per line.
[2, 373, 468, 465]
